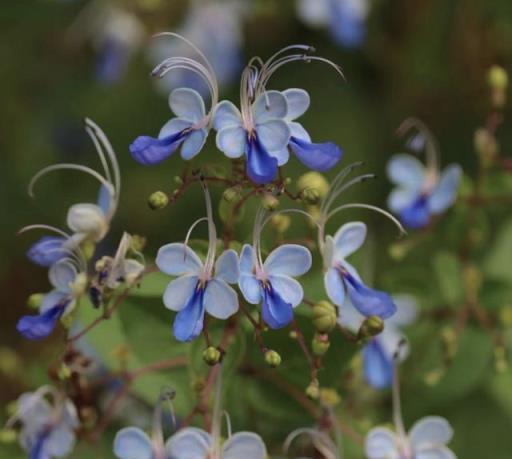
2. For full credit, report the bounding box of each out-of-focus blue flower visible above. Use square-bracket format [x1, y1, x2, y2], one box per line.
[297, 0, 370, 49]
[26, 236, 66, 267]
[130, 88, 210, 165]
[338, 294, 418, 388]
[365, 416, 457, 459]
[17, 260, 86, 340]
[387, 154, 462, 229]
[239, 243, 312, 329]
[213, 91, 290, 183]
[12, 389, 79, 459]
[323, 222, 397, 320]
[275, 88, 342, 171]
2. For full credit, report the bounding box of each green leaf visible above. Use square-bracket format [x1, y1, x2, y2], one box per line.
[485, 218, 512, 281]
[432, 251, 464, 305]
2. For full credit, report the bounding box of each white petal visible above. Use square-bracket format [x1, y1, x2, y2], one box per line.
[337, 299, 365, 332]
[49, 260, 77, 292]
[256, 119, 290, 152]
[46, 425, 76, 457]
[223, 432, 267, 459]
[415, 446, 457, 459]
[204, 278, 239, 319]
[213, 100, 243, 130]
[269, 147, 290, 166]
[159, 117, 191, 139]
[215, 249, 239, 283]
[296, 0, 330, 26]
[324, 268, 345, 307]
[67, 203, 108, 241]
[253, 90, 288, 123]
[269, 275, 304, 307]
[216, 126, 246, 158]
[163, 275, 199, 312]
[17, 392, 51, 426]
[41, 290, 69, 313]
[239, 244, 255, 274]
[181, 129, 207, 160]
[365, 427, 399, 459]
[156, 243, 203, 276]
[165, 427, 212, 459]
[386, 154, 426, 191]
[409, 416, 454, 449]
[169, 88, 206, 123]
[378, 327, 407, 361]
[264, 244, 312, 277]
[113, 427, 153, 459]
[332, 222, 367, 259]
[239, 273, 261, 304]
[428, 164, 462, 214]
[387, 187, 417, 213]
[283, 88, 310, 120]
[388, 294, 418, 327]
[289, 121, 311, 142]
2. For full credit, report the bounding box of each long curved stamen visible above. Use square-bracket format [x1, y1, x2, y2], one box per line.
[283, 428, 339, 459]
[392, 341, 408, 451]
[252, 208, 267, 271]
[18, 224, 71, 239]
[222, 410, 232, 438]
[261, 208, 321, 232]
[152, 389, 177, 459]
[44, 247, 85, 273]
[211, 365, 223, 458]
[201, 182, 217, 275]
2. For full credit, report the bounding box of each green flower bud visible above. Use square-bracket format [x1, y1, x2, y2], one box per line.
[288, 330, 298, 340]
[358, 316, 384, 339]
[305, 380, 320, 400]
[0, 429, 17, 444]
[271, 214, 291, 233]
[203, 346, 221, 366]
[301, 188, 321, 205]
[297, 172, 329, 198]
[488, 65, 508, 91]
[148, 191, 169, 210]
[262, 194, 279, 211]
[284, 177, 292, 186]
[27, 293, 44, 309]
[312, 301, 337, 333]
[312, 333, 330, 356]
[494, 346, 508, 373]
[319, 388, 341, 407]
[57, 364, 71, 380]
[223, 186, 240, 203]
[264, 349, 282, 368]
[440, 326, 457, 360]
[130, 234, 147, 252]
[173, 176, 184, 186]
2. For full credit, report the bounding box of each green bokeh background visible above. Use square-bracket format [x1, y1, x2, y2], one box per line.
[2, 0, 512, 458]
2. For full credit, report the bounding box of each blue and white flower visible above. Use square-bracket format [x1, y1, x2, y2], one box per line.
[297, 0, 370, 49]
[156, 184, 239, 342]
[238, 209, 312, 329]
[387, 119, 462, 229]
[7, 387, 79, 459]
[26, 236, 67, 267]
[130, 35, 219, 166]
[338, 294, 418, 388]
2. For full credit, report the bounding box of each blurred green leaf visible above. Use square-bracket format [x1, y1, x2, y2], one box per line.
[432, 251, 464, 305]
[485, 218, 512, 281]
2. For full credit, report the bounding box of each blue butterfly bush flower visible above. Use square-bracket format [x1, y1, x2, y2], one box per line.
[238, 209, 312, 329]
[214, 46, 344, 184]
[8, 388, 79, 459]
[338, 294, 418, 388]
[156, 184, 239, 342]
[387, 119, 462, 229]
[130, 35, 219, 166]
[297, 0, 370, 49]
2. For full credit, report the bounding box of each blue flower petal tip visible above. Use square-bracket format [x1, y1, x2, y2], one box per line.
[27, 236, 66, 267]
[345, 274, 397, 320]
[17, 305, 65, 340]
[290, 137, 343, 171]
[129, 132, 186, 165]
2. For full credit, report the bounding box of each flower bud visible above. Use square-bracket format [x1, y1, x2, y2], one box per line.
[312, 333, 330, 356]
[319, 388, 341, 407]
[0, 429, 17, 444]
[284, 177, 292, 186]
[297, 172, 329, 198]
[271, 214, 291, 233]
[203, 346, 221, 366]
[130, 234, 147, 252]
[264, 349, 282, 368]
[300, 188, 320, 205]
[312, 301, 337, 333]
[305, 380, 320, 400]
[288, 330, 298, 339]
[358, 316, 384, 339]
[488, 65, 508, 91]
[173, 176, 184, 186]
[494, 346, 508, 373]
[148, 191, 169, 210]
[440, 326, 457, 361]
[223, 186, 240, 203]
[262, 194, 279, 211]
[57, 364, 72, 380]
[388, 242, 408, 261]
[27, 293, 44, 309]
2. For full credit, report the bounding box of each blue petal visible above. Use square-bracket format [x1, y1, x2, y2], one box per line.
[282, 88, 310, 120]
[330, 16, 366, 48]
[169, 88, 205, 123]
[239, 244, 255, 274]
[399, 196, 431, 229]
[363, 339, 393, 389]
[344, 274, 397, 319]
[324, 268, 345, 307]
[97, 184, 113, 215]
[264, 244, 312, 277]
[203, 279, 239, 319]
[17, 304, 66, 340]
[129, 131, 187, 165]
[245, 135, 279, 184]
[114, 427, 153, 459]
[261, 284, 293, 329]
[239, 274, 262, 304]
[428, 164, 462, 214]
[173, 287, 205, 342]
[289, 136, 342, 171]
[213, 100, 243, 130]
[268, 275, 303, 307]
[386, 154, 425, 191]
[27, 237, 66, 267]
[29, 430, 51, 459]
[215, 249, 239, 284]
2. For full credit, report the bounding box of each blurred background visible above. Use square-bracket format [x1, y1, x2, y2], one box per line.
[1, 0, 512, 457]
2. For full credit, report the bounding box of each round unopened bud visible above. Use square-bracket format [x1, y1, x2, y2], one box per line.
[305, 380, 320, 400]
[301, 188, 321, 205]
[289, 330, 298, 340]
[319, 388, 341, 407]
[223, 187, 240, 203]
[27, 293, 44, 309]
[388, 242, 408, 261]
[284, 177, 292, 186]
[312, 301, 337, 333]
[358, 316, 384, 339]
[312, 333, 330, 356]
[440, 326, 457, 360]
[271, 214, 291, 233]
[148, 191, 169, 210]
[57, 364, 71, 380]
[130, 234, 147, 252]
[297, 172, 329, 198]
[264, 349, 282, 368]
[0, 429, 17, 444]
[262, 194, 279, 211]
[173, 176, 184, 186]
[488, 65, 508, 91]
[203, 346, 221, 366]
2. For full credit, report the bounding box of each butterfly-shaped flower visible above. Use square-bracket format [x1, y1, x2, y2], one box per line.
[274, 88, 342, 171]
[17, 257, 87, 340]
[338, 294, 417, 388]
[297, 0, 370, 49]
[239, 207, 312, 328]
[156, 184, 239, 342]
[323, 221, 396, 320]
[8, 388, 79, 459]
[131, 35, 219, 165]
[365, 416, 457, 459]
